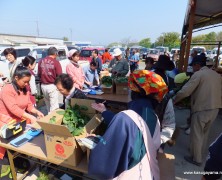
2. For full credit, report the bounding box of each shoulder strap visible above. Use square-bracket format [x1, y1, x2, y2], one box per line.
[122, 110, 160, 180]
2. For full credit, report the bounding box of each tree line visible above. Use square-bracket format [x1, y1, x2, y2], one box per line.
[107, 31, 222, 50]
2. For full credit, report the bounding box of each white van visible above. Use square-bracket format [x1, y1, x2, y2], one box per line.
[29, 45, 70, 75]
[191, 46, 206, 55]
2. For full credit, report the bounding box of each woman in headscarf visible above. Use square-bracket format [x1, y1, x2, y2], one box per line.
[89, 70, 168, 180]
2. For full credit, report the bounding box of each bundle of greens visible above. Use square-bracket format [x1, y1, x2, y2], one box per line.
[115, 76, 128, 84]
[101, 76, 113, 87]
[57, 105, 90, 136]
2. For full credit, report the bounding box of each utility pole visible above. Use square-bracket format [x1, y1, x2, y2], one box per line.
[36, 20, 39, 37]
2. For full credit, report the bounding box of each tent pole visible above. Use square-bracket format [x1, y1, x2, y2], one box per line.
[184, 0, 197, 72]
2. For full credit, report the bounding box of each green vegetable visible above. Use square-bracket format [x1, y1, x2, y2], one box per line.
[49, 116, 56, 124]
[62, 105, 90, 136]
[37, 171, 49, 180]
[115, 77, 128, 83]
[101, 76, 113, 87]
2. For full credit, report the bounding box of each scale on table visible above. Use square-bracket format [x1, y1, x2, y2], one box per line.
[10, 128, 42, 147]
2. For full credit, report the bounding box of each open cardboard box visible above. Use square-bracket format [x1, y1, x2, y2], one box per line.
[38, 99, 102, 167]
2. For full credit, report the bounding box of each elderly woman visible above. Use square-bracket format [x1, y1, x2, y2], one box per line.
[89, 70, 169, 180]
[54, 73, 86, 109]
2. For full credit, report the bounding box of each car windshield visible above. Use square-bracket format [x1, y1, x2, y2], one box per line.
[150, 50, 159, 54]
[80, 50, 92, 57]
[99, 50, 105, 55]
[155, 47, 164, 52]
[192, 48, 205, 54]
[29, 48, 67, 62]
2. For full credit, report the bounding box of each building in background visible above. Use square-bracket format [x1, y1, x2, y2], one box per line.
[0, 33, 63, 46]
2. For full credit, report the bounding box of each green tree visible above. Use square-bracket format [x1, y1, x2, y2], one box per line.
[107, 42, 121, 48]
[155, 32, 180, 50]
[216, 31, 222, 41]
[63, 37, 69, 41]
[139, 38, 151, 48]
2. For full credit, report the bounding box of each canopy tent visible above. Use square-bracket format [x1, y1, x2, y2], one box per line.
[179, 0, 222, 71]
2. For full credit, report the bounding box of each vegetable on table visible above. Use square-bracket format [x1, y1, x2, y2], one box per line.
[59, 104, 90, 136]
[115, 77, 128, 83]
[101, 76, 113, 87]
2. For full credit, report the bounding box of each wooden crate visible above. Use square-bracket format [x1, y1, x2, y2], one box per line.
[101, 85, 113, 94]
[115, 82, 129, 95]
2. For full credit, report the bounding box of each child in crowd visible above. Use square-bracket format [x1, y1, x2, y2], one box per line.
[102, 60, 110, 71]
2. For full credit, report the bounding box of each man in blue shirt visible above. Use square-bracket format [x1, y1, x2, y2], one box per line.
[84, 61, 100, 87]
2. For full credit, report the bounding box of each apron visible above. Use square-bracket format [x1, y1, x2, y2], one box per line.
[113, 110, 160, 180]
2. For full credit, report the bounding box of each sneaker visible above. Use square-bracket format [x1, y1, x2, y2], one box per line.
[180, 124, 189, 129]
[185, 128, 190, 135]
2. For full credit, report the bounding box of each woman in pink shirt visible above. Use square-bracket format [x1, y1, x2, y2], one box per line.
[66, 49, 88, 89]
[0, 66, 44, 126]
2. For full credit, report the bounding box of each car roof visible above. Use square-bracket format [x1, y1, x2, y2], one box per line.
[81, 47, 105, 50]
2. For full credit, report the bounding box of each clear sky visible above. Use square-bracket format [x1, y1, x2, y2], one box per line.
[0, 0, 218, 46]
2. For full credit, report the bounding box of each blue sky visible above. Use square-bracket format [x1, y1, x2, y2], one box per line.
[0, 0, 220, 45]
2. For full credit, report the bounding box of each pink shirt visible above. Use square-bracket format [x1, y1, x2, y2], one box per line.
[0, 84, 34, 126]
[66, 62, 85, 89]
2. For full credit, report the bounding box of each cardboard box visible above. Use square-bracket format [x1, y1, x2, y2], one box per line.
[115, 82, 129, 95]
[101, 85, 113, 94]
[38, 99, 102, 167]
[100, 70, 110, 79]
[157, 153, 175, 180]
[38, 112, 102, 167]
[70, 99, 96, 118]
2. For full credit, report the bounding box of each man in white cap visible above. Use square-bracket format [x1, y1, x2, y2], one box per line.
[108, 48, 129, 76]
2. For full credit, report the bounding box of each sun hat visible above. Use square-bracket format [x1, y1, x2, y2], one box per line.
[174, 73, 190, 84]
[68, 49, 78, 58]
[128, 70, 168, 102]
[153, 55, 175, 71]
[113, 48, 122, 57]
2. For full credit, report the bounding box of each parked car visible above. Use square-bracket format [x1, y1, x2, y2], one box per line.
[147, 49, 160, 61]
[155, 46, 169, 55]
[109, 47, 125, 58]
[0, 46, 34, 61]
[0, 46, 35, 78]
[79, 47, 105, 62]
[191, 46, 206, 55]
[170, 48, 180, 60]
[139, 48, 149, 59]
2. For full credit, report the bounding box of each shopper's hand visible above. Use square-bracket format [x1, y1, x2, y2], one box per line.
[0, 73, 3, 77]
[36, 111, 44, 119]
[29, 115, 38, 124]
[91, 103, 106, 113]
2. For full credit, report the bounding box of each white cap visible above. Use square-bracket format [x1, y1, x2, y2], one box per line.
[113, 48, 122, 56]
[68, 49, 78, 58]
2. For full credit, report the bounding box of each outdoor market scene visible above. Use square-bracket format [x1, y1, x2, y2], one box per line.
[0, 0, 222, 179]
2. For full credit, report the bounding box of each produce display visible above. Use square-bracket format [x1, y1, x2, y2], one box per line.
[55, 105, 90, 136]
[115, 77, 128, 83]
[101, 76, 113, 87]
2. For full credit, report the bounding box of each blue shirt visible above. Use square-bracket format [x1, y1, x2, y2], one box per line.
[83, 65, 99, 84]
